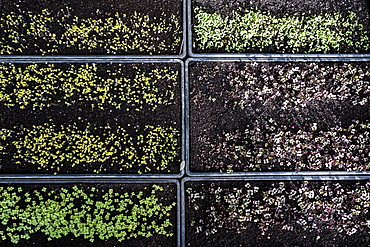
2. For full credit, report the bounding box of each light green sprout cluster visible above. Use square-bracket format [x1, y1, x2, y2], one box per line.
[194, 7, 370, 53]
[0, 185, 176, 244]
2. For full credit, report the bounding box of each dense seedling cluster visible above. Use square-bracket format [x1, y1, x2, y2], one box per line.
[0, 63, 179, 111]
[0, 8, 182, 54]
[194, 7, 370, 53]
[0, 123, 179, 174]
[187, 181, 370, 239]
[0, 184, 175, 244]
[191, 62, 370, 172]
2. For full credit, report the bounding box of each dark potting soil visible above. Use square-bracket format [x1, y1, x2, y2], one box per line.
[0, 183, 177, 247]
[0, 0, 182, 55]
[191, 0, 370, 53]
[185, 180, 370, 247]
[0, 62, 182, 174]
[189, 61, 370, 173]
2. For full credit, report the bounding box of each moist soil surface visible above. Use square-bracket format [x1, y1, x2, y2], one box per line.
[189, 61, 370, 173]
[0, 182, 177, 247]
[191, 0, 370, 53]
[0, 0, 182, 55]
[185, 180, 370, 247]
[0, 62, 182, 174]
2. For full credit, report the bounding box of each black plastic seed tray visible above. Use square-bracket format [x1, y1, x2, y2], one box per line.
[187, 0, 370, 58]
[0, 58, 185, 179]
[182, 176, 370, 247]
[185, 57, 370, 176]
[0, 0, 186, 58]
[0, 178, 180, 247]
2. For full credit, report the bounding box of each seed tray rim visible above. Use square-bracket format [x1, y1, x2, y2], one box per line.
[0, 59, 185, 178]
[185, 58, 370, 176]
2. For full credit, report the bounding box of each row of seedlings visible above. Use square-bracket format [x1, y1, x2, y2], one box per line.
[187, 0, 370, 57]
[0, 0, 186, 58]
[0, 178, 180, 246]
[182, 176, 370, 246]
